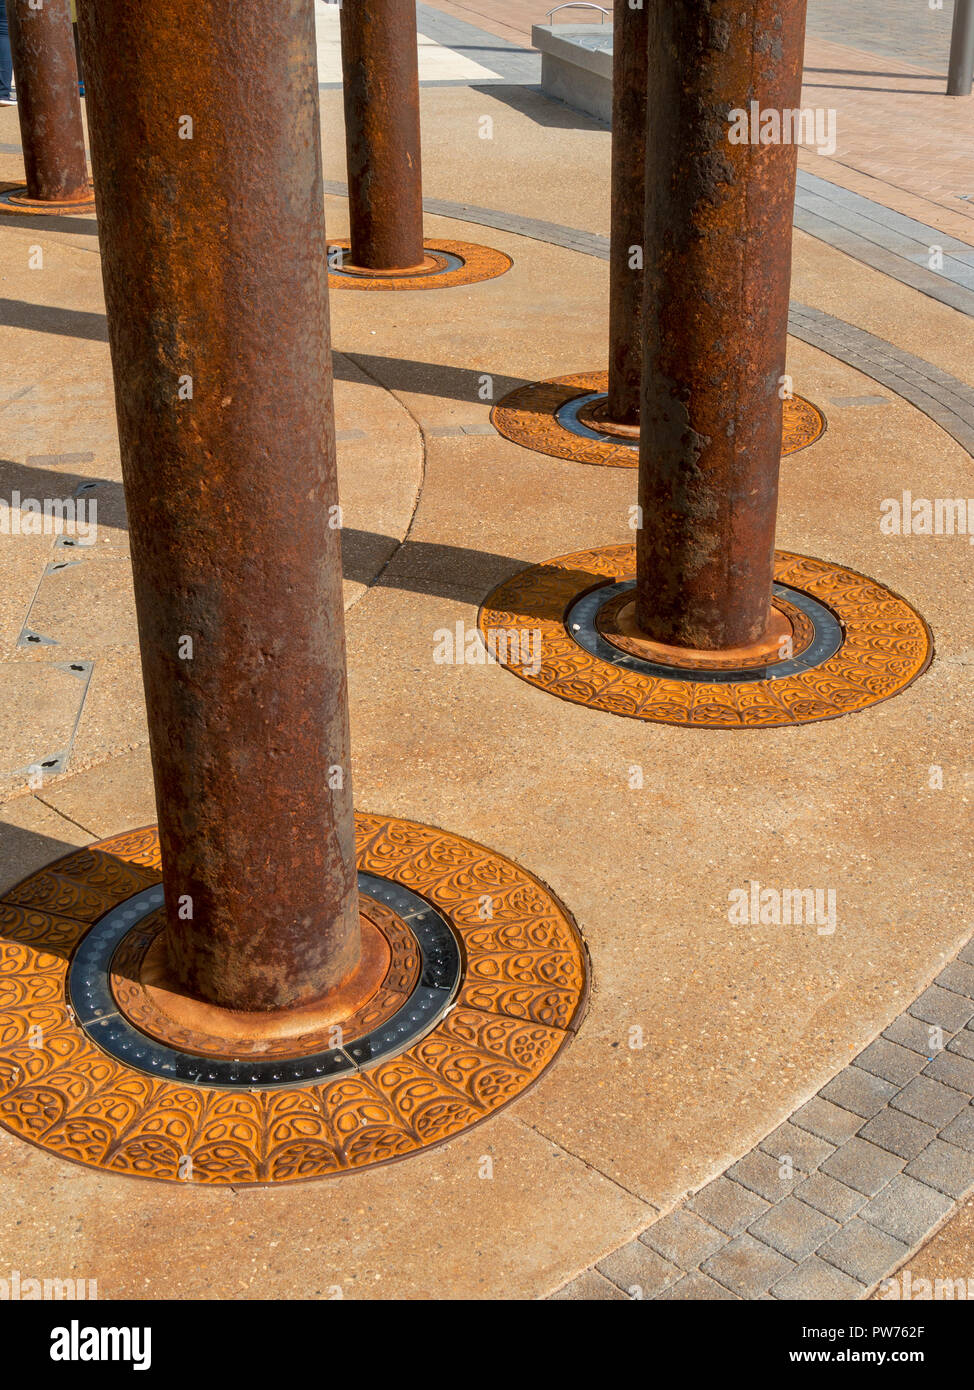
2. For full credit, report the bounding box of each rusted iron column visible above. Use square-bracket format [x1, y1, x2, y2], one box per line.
[75, 0, 360, 1012]
[340, 0, 425, 271]
[7, 0, 89, 203]
[602, 0, 648, 431]
[636, 0, 807, 651]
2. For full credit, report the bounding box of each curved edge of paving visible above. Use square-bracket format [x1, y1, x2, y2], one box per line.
[549, 936, 974, 1301]
[323, 176, 974, 461]
[332, 349, 427, 613]
[320, 184, 974, 1301]
[786, 303, 974, 460]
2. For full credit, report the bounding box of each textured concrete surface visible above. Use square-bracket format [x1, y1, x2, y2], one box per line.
[880, 1196, 974, 1299]
[555, 942, 974, 1299]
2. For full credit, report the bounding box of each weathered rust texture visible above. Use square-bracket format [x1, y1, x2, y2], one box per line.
[480, 545, 933, 728]
[340, 0, 425, 270]
[637, 0, 808, 649]
[605, 0, 648, 428]
[75, 0, 360, 1011]
[0, 819, 588, 1185]
[7, 0, 89, 202]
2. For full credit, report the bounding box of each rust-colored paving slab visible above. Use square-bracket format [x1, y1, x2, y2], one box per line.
[328, 239, 511, 291]
[0, 816, 588, 1186]
[479, 545, 932, 729]
[492, 370, 826, 467]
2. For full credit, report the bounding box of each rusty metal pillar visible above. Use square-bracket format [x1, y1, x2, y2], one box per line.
[636, 0, 806, 652]
[340, 0, 426, 272]
[5, 0, 90, 205]
[602, 0, 648, 432]
[75, 0, 361, 1013]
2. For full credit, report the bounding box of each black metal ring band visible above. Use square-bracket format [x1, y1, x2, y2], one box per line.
[565, 579, 844, 684]
[67, 872, 462, 1090]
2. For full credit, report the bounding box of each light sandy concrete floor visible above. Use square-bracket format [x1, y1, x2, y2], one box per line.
[880, 1197, 974, 1299]
[316, 0, 504, 83]
[0, 82, 971, 1298]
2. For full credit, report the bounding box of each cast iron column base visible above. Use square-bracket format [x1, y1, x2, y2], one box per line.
[479, 545, 932, 728]
[327, 238, 512, 291]
[0, 815, 587, 1186]
[0, 181, 95, 215]
[492, 372, 826, 467]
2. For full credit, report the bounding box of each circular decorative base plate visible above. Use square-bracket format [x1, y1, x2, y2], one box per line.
[479, 546, 932, 728]
[491, 372, 826, 467]
[327, 239, 512, 291]
[0, 817, 586, 1185]
[69, 878, 461, 1085]
[595, 591, 809, 670]
[0, 182, 96, 215]
[105, 897, 418, 1062]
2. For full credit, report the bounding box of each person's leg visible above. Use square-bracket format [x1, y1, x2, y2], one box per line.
[0, 1, 14, 104]
[73, 20, 83, 94]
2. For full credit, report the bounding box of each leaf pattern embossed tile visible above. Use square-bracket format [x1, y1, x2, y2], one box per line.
[479, 547, 932, 729]
[0, 818, 588, 1186]
[491, 371, 826, 467]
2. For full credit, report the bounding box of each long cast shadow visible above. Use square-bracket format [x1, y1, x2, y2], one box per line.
[0, 212, 97, 235]
[0, 301, 537, 408]
[346, 534, 595, 625]
[801, 82, 945, 94]
[0, 461, 547, 608]
[0, 298, 107, 341]
[0, 457, 126, 535]
[334, 350, 527, 404]
[0, 461, 558, 610]
[468, 82, 608, 130]
[802, 66, 945, 79]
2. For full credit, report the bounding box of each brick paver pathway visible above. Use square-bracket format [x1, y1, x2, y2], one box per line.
[553, 941, 974, 1300]
[420, 0, 974, 234]
[799, 36, 974, 231]
[420, 0, 606, 46]
[422, 0, 958, 64]
[808, 0, 956, 68]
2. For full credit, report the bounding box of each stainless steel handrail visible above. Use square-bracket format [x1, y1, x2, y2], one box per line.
[545, 4, 610, 22]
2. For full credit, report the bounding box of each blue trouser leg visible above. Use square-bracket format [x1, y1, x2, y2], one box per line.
[0, 1, 13, 103]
